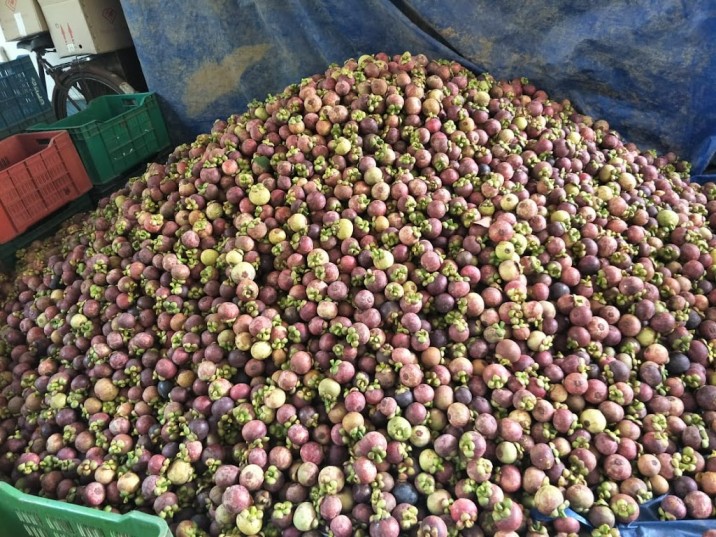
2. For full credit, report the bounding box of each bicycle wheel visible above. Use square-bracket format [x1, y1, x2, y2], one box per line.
[52, 64, 135, 119]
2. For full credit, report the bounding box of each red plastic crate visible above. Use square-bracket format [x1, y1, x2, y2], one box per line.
[0, 131, 91, 244]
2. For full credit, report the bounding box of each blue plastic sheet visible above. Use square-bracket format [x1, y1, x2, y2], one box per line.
[392, 1, 716, 178]
[117, 1, 716, 534]
[119, 0, 470, 145]
[617, 496, 716, 537]
[531, 496, 716, 536]
[120, 0, 716, 177]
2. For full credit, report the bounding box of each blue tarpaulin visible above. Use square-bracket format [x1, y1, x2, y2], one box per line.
[533, 496, 716, 536]
[117, 1, 716, 534]
[119, 0, 716, 178]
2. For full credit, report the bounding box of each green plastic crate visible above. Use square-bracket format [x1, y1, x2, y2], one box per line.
[0, 482, 171, 537]
[28, 92, 171, 185]
[0, 194, 93, 273]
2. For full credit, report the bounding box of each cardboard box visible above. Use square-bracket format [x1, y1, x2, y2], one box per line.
[38, 0, 132, 57]
[0, 0, 48, 41]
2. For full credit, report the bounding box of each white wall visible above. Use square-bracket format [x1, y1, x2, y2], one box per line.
[0, 25, 21, 61]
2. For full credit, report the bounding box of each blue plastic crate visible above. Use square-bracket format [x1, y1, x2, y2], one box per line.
[0, 56, 52, 138]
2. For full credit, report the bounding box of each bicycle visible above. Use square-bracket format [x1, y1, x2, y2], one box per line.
[16, 31, 136, 119]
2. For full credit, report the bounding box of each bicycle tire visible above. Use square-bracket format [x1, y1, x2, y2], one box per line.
[52, 64, 135, 119]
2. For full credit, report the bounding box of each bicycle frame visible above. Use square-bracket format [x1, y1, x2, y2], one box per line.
[17, 32, 137, 119]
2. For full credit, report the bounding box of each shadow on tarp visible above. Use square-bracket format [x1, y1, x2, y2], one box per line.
[532, 496, 716, 536]
[118, 0, 716, 172]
